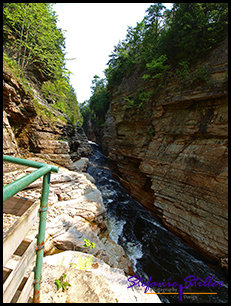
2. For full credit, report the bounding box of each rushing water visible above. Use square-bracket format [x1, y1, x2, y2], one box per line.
[87, 142, 228, 303]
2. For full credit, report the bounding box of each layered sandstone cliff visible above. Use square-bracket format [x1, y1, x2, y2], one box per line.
[3, 62, 93, 169]
[4, 64, 156, 302]
[102, 38, 228, 262]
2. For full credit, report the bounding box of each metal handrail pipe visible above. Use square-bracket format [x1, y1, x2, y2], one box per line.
[3, 165, 52, 202]
[33, 171, 50, 303]
[3, 154, 59, 173]
[3, 154, 60, 302]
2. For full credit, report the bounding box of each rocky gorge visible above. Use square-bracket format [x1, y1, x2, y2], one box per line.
[3, 61, 93, 170]
[3, 62, 161, 302]
[4, 161, 160, 302]
[3, 33, 228, 302]
[88, 37, 228, 266]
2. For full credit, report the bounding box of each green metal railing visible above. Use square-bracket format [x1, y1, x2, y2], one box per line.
[3, 155, 59, 303]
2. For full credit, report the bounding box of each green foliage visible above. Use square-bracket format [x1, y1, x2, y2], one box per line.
[79, 100, 92, 132]
[192, 66, 212, 84]
[142, 74, 151, 80]
[3, 52, 31, 95]
[55, 273, 71, 292]
[160, 3, 228, 64]
[3, 3, 65, 81]
[123, 95, 141, 109]
[42, 80, 67, 103]
[41, 77, 83, 127]
[143, 54, 169, 81]
[90, 76, 110, 115]
[105, 3, 228, 91]
[68, 254, 93, 270]
[81, 75, 110, 129]
[138, 90, 153, 104]
[175, 61, 213, 87]
[3, 52, 22, 79]
[3, 3, 83, 127]
[62, 84, 83, 126]
[83, 239, 96, 249]
[175, 60, 191, 87]
[78, 239, 95, 269]
[32, 98, 65, 124]
[68, 239, 96, 270]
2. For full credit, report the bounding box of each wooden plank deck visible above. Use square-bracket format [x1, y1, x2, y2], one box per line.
[3, 196, 39, 303]
[3, 239, 36, 303]
[3, 196, 34, 216]
[3, 196, 39, 266]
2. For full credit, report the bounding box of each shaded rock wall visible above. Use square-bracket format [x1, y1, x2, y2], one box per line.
[103, 38, 228, 261]
[3, 63, 93, 169]
[3, 110, 20, 156]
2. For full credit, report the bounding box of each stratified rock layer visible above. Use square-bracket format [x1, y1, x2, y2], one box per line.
[3, 62, 93, 168]
[103, 38, 228, 261]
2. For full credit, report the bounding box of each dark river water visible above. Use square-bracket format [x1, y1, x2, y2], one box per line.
[87, 143, 228, 303]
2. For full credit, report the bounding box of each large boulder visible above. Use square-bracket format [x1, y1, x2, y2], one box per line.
[41, 251, 161, 303]
[3, 162, 134, 276]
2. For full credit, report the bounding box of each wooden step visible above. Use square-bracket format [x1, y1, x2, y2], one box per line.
[3, 196, 39, 266]
[3, 196, 34, 216]
[3, 238, 36, 303]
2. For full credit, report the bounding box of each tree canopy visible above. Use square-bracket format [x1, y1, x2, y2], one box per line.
[81, 3, 228, 132]
[3, 3, 83, 126]
[80, 75, 110, 129]
[105, 3, 228, 90]
[3, 3, 65, 81]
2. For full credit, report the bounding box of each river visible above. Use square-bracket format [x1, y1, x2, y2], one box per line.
[87, 142, 228, 303]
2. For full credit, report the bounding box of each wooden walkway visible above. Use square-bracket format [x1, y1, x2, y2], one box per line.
[3, 196, 39, 303]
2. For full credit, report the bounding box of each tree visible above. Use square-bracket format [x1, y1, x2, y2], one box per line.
[159, 3, 228, 63]
[89, 75, 110, 126]
[3, 3, 66, 81]
[105, 3, 228, 90]
[144, 3, 166, 33]
[3, 3, 82, 127]
[79, 100, 93, 132]
[65, 85, 83, 126]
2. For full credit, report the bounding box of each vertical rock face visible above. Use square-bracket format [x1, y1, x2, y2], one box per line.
[3, 63, 93, 168]
[3, 110, 20, 156]
[103, 38, 228, 261]
[85, 119, 96, 142]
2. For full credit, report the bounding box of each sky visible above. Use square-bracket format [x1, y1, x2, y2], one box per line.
[53, 3, 172, 104]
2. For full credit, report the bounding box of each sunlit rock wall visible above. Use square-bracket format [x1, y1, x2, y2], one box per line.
[103, 37, 228, 261]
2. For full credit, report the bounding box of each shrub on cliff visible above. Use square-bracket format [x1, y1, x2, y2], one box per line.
[105, 3, 228, 90]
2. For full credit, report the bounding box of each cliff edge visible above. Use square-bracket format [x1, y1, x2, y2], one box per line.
[102, 37, 228, 263]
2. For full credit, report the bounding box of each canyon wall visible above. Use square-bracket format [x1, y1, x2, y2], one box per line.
[3, 62, 93, 169]
[102, 38, 228, 262]
[3, 64, 146, 302]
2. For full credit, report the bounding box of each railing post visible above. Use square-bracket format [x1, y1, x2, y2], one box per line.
[33, 171, 51, 303]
